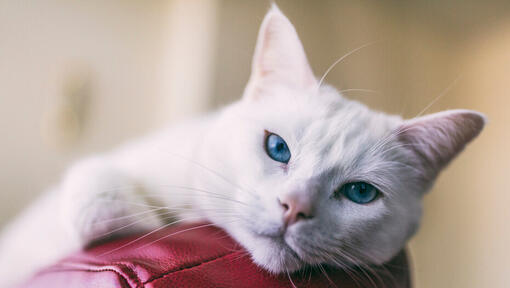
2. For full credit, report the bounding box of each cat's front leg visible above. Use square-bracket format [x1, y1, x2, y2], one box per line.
[59, 157, 163, 245]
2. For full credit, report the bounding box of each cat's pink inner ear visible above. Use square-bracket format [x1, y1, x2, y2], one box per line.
[398, 110, 486, 175]
[245, 4, 317, 98]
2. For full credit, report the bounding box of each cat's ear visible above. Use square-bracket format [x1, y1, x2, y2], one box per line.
[397, 109, 486, 179]
[244, 4, 317, 99]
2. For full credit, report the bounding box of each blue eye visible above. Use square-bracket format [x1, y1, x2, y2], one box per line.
[339, 182, 379, 204]
[265, 133, 291, 164]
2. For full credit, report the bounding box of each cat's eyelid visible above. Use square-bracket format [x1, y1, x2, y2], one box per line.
[263, 129, 294, 151]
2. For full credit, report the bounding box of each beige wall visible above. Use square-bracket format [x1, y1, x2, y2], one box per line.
[0, 0, 166, 224]
[1, 1, 508, 287]
[0, 0, 217, 223]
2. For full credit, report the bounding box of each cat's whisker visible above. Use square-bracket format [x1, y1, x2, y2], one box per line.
[92, 205, 241, 226]
[94, 198, 167, 209]
[294, 241, 351, 285]
[135, 221, 238, 251]
[318, 248, 370, 287]
[285, 267, 298, 288]
[317, 263, 337, 288]
[364, 160, 424, 178]
[339, 265, 366, 288]
[320, 254, 364, 288]
[98, 216, 212, 256]
[323, 241, 384, 287]
[316, 41, 379, 91]
[99, 184, 252, 206]
[141, 186, 250, 206]
[365, 129, 402, 157]
[94, 198, 239, 214]
[363, 264, 397, 288]
[95, 212, 174, 239]
[377, 142, 429, 156]
[366, 116, 432, 156]
[230, 251, 251, 263]
[369, 122, 441, 163]
[301, 239, 368, 283]
[92, 207, 167, 225]
[368, 74, 462, 157]
[365, 123, 421, 157]
[96, 205, 243, 241]
[95, 211, 176, 239]
[415, 73, 462, 118]
[91, 185, 251, 213]
[338, 88, 381, 96]
[99, 190, 250, 216]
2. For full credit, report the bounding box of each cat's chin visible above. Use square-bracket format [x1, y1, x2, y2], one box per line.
[224, 224, 305, 274]
[249, 234, 305, 274]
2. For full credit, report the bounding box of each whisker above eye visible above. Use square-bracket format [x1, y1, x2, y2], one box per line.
[364, 75, 464, 159]
[415, 74, 462, 118]
[316, 41, 379, 91]
[338, 88, 382, 96]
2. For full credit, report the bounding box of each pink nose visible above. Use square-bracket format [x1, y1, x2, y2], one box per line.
[278, 195, 313, 227]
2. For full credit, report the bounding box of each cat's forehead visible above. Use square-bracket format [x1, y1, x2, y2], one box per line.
[246, 84, 399, 133]
[299, 100, 400, 171]
[246, 84, 344, 129]
[244, 84, 402, 171]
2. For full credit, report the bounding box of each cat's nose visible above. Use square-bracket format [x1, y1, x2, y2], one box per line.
[278, 194, 313, 227]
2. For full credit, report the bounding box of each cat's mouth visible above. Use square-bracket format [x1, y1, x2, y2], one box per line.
[237, 220, 307, 272]
[280, 237, 302, 260]
[254, 229, 303, 261]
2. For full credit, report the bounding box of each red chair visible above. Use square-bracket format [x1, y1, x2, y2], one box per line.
[22, 223, 411, 287]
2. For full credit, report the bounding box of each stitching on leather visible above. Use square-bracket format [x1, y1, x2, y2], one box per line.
[64, 256, 145, 286]
[144, 251, 242, 284]
[34, 267, 134, 288]
[46, 262, 144, 288]
[107, 262, 144, 288]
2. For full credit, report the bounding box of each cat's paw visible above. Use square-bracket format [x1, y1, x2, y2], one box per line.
[59, 157, 162, 245]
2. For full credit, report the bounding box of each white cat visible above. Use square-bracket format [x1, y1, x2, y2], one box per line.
[0, 4, 485, 287]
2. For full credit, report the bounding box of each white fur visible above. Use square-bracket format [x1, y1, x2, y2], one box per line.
[0, 5, 485, 287]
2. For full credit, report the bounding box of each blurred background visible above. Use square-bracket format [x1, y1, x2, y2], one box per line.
[1, 0, 509, 287]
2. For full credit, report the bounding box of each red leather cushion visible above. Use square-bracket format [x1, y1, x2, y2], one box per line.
[23, 223, 411, 287]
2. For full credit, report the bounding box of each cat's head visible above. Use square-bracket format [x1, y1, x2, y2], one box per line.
[199, 4, 485, 273]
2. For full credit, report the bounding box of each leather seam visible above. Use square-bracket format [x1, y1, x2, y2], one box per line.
[64, 257, 145, 285]
[144, 251, 242, 284]
[33, 266, 136, 288]
[44, 262, 144, 288]
[106, 262, 144, 288]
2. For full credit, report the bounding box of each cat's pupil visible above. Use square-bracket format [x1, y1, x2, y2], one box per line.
[359, 184, 366, 193]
